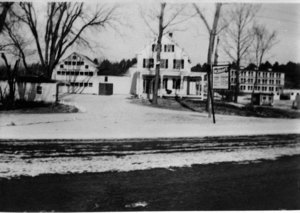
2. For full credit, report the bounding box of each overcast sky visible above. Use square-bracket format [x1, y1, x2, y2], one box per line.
[69, 1, 299, 66]
[3, 1, 300, 66]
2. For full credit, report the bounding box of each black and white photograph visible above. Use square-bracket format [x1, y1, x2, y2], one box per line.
[0, 0, 300, 211]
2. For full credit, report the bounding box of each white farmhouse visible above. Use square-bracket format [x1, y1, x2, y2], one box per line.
[131, 33, 207, 99]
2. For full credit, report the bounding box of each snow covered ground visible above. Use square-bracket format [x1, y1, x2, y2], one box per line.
[1, 136, 299, 178]
[0, 94, 299, 139]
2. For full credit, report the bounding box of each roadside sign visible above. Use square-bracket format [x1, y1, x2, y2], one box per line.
[212, 65, 230, 90]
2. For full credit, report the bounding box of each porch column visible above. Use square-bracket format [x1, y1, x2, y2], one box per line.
[160, 74, 164, 97]
[180, 75, 184, 97]
[187, 77, 190, 95]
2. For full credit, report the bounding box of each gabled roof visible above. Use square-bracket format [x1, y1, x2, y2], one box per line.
[137, 34, 192, 63]
[60, 52, 97, 68]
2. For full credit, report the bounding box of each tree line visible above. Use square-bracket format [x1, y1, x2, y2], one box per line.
[0, 2, 297, 111]
[192, 61, 300, 89]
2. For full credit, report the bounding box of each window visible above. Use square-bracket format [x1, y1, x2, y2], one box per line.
[72, 61, 76, 65]
[80, 82, 83, 87]
[143, 58, 154, 68]
[66, 71, 70, 75]
[85, 65, 89, 69]
[76, 61, 81, 66]
[152, 44, 162, 52]
[84, 83, 88, 87]
[75, 72, 79, 76]
[164, 44, 175, 52]
[36, 86, 42, 94]
[105, 76, 108, 82]
[60, 64, 64, 68]
[85, 72, 89, 76]
[75, 82, 79, 86]
[88, 83, 93, 87]
[172, 78, 181, 89]
[160, 59, 168, 69]
[173, 59, 184, 69]
[62, 71, 65, 75]
[57, 71, 61, 75]
[80, 72, 84, 75]
[89, 72, 93, 76]
[73, 55, 77, 60]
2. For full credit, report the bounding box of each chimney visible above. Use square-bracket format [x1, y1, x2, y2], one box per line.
[169, 32, 173, 38]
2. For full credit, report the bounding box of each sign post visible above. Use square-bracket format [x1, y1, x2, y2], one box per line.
[211, 64, 230, 124]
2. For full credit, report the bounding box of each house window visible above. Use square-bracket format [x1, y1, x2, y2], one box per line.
[84, 82, 88, 87]
[72, 61, 76, 65]
[105, 76, 108, 82]
[73, 55, 77, 60]
[37, 86, 42, 94]
[164, 44, 174, 52]
[143, 58, 154, 68]
[75, 72, 79, 76]
[172, 78, 181, 89]
[89, 72, 93, 76]
[66, 71, 70, 75]
[160, 59, 168, 69]
[80, 72, 84, 75]
[88, 83, 93, 87]
[60, 64, 64, 68]
[173, 59, 184, 69]
[62, 71, 65, 75]
[85, 65, 89, 69]
[76, 61, 81, 66]
[57, 71, 61, 75]
[80, 82, 83, 87]
[152, 44, 162, 52]
[85, 72, 89, 76]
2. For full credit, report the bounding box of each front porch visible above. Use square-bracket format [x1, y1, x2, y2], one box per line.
[139, 73, 206, 100]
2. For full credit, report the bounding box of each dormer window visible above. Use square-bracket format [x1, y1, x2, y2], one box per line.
[60, 64, 64, 68]
[85, 65, 89, 69]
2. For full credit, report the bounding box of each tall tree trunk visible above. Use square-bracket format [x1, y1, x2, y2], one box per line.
[152, 3, 165, 105]
[206, 3, 222, 116]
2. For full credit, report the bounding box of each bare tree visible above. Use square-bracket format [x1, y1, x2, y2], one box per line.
[13, 2, 118, 78]
[221, 4, 258, 103]
[3, 20, 32, 72]
[251, 24, 278, 102]
[193, 3, 222, 117]
[252, 24, 277, 68]
[0, 2, 13, 33]
[1, 53, 20, 108]
[141, 2, 190, 105]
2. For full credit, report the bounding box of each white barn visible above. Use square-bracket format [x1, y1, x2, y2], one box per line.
[52, 52, 133, 95]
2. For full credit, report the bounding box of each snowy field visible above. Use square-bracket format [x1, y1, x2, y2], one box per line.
[1, 135, 299, 178]
[0, 94, 300, 139]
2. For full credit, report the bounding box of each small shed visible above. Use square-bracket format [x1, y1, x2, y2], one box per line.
[0, 76, 59, 103]
[252, 93, 274, 106]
